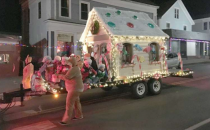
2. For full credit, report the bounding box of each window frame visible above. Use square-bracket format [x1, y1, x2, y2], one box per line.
[150, 43, 159, 62]
[121, 43, 133, 65]
[166, 22, 170, 29]
[59, 0, 71, 19]
[38, 2, 41, 19]
[174, 8, 179, 19]
[79, 0, 90, 21]
[204, 22, 208, 30]
[183, 25, 187, 31]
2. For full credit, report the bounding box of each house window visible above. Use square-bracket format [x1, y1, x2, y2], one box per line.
[150, 43, 159, 61]
[166, 23, 170, 29]
[204, 22, 208, 30]
[38, 2, 41, 19]
[0, 54, 9, 64]
[175, 9, 179, 19]
[122, 43, 132, 64]
[80, 1, 90, 20]
[61, 0, 69, 17]
[184, 26, 187, 31]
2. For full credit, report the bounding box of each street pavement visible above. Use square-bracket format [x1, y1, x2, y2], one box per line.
[1, 63, 210, 130]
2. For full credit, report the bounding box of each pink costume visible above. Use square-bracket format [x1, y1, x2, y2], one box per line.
[22, 55, 34, 89]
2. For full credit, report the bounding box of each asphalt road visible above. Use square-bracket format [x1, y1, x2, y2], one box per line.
[1, 63, 210, 130]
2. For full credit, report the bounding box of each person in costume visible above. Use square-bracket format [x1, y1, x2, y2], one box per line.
[81, 59, 97, 83]
[38, 56, 54, 82]
[95, 64, 108, 83]
[53, 56, 62, 73]
[90, 52, 98, 71]
[58, 56, 84, 125]
[22, 55, 34, 89]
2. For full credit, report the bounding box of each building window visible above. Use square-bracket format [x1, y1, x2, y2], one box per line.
[175, 8, 179, 19]
[0, 54, 9, 64]
[38, 2, 41, 19]
[122, 43, 133, 64]
[61, 0, 69, 17]
[166, 23, 170, 29]
[80, 1, 90, 20]
[204, 22, 208, 30]
[184, 26, 187, 31]
[150, 43, 159, 61]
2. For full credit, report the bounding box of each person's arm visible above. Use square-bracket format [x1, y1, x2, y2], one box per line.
[38, 63, 47, 73]
[91, 68, 97, 75]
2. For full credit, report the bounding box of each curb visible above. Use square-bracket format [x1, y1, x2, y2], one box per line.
[183, 61, 210, 65]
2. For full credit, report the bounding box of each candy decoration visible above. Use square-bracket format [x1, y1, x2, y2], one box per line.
[116, 10, 121, 15]
[127, 22, 134, 28]
[148, 23, 154, 28]
[139, 56, 145, 63]
[106, 13, 111, 17]
[116, 43, 123, 52]
[134, 44, 142, 51]
[107, 22, 116, 28]
[177, 52, 183, 71]
[99, 54, 109, 75]
[107, 42, 112, 52]
[131, 55, 143, 77]
[133, 15, 138, 20]
[143, 46, 151, 53]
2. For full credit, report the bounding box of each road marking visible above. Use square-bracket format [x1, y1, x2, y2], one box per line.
[12, 120, 57, 130]
[171, 75, 210, 85]
[185, 118, 210, 130]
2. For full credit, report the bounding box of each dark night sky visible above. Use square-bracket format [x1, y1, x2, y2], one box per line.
[0, 0, 21, 34]
[0, 0, 210, 33]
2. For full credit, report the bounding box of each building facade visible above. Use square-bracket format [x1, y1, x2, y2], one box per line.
[20, 0, 158, 58]
[158, 0, 210, 58]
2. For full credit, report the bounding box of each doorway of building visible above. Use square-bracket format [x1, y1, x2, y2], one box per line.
[180, 41, 187, 58]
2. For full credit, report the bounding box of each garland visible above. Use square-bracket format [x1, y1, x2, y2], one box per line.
[91, 20, 100, 34]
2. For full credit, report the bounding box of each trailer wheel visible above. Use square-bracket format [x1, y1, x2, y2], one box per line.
[101, 86, 113, 91]
[148, 79, 162, 95]
[132, 82, 147, 99]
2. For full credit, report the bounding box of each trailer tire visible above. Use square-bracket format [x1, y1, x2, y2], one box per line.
[132, 82, 148, 99]
[148, 79, 162, 95]
[101, 86, 113, 91]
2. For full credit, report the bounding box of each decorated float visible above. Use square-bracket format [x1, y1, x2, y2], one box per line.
[80, 7, 193, 98]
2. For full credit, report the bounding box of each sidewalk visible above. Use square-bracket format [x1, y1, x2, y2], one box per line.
[182, 57, 210, 65]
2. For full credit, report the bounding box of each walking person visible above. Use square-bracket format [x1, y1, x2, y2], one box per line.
[58, 56, 84, 125]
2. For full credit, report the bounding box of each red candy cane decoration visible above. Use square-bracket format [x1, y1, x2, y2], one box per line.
[99, 54, 109, 74]
[177, 53, 183, 71]
[131, 55, 143, 77]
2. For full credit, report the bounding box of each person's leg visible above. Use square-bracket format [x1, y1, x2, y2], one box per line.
[74, 92, 83, 119]
[62, 91, 77, 123]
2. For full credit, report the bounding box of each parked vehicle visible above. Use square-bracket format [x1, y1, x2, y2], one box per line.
[167, 53, 180, 69]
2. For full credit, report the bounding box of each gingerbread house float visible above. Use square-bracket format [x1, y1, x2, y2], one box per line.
[80, 7, 169, 82]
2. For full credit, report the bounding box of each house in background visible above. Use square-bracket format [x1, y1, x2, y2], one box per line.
[158, 0, 210, 58]
[0, 32, 21, 78]
[20, 0, 158, 58]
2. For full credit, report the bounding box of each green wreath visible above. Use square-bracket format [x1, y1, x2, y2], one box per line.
[91, 20, 100, 34]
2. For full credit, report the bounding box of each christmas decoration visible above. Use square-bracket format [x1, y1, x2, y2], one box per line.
[127, 22, 134, 28]
[143, 46, 151, 53]
[116, 10, 121, 15]
[148, 23, 154, 28]
[99, 54, 109, 75]
[139, 56, 145, 63]
[107, 42, 112, 52]
[134, 44, 142, 51]
[107, 22, 116, 28]
[116, 43, 123, 52]
[106, 13, 111, 17]
[133, 15, 138, 20]
[91, 20, 100, 34]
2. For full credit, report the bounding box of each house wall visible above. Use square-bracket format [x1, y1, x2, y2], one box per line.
[193, 18, 210, 33]
[28, 0, 158, 57]
[158, 2, 192, 31]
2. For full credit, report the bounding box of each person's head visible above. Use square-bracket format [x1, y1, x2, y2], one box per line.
[69, 56, 77, 67]
[53, 56, 61, 63]
[61, 56, 70, 65]
[42, 56, 52, 64]
[84, 59, 92, 68]
[25, 55, 32, 64]
[98, 64, 105, 71]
